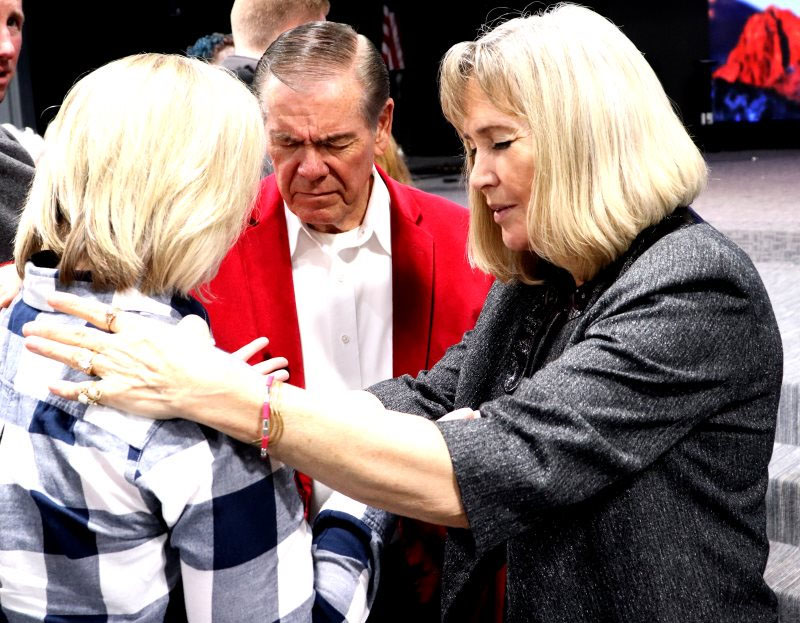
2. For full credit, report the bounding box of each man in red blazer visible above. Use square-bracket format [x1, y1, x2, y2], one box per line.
[208, 169, 490, 387]
[204, 21, 493, 623]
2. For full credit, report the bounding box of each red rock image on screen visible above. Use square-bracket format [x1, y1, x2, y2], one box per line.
[713, 5, 800, 105]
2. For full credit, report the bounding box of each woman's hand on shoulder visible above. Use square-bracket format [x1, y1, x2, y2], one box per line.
[21, 292, 265, 423]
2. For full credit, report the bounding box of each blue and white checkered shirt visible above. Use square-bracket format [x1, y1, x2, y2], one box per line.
[0, 258, 388, 622]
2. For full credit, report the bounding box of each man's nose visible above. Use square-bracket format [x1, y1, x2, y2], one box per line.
[0, 24, 19, 58]
[0, 27, 15, 59]
[297, 147, 329, 180]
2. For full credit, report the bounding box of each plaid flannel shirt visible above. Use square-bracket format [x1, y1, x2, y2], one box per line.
[0, 258, 389, 622]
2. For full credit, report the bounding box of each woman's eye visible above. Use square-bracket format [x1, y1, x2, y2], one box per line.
[493, 140, 513, 150]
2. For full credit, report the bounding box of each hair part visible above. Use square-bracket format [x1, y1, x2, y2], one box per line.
[230, 0, 331, 55]
[253, 21, 390, 128]
[15, 53, 266, 297]
[440, 3, 708, 284]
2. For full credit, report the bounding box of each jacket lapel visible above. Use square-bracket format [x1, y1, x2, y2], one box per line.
[383, 170, 435, 377]
[238, 178, 306, 388]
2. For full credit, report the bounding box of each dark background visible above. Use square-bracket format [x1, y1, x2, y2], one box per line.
[17, 0, 796, 157]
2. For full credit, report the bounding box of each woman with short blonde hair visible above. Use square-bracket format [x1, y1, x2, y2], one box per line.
[21, 8, 782, 622]
[1, 53, 379, 621]
[15, 53, 263, 294]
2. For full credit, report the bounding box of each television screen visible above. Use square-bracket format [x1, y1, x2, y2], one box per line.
[710, 0, 800, 122]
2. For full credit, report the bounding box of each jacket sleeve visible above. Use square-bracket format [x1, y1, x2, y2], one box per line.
[436, 236, 782, 555]
[368, 330, 470, 420]
[368, 282, 507, 418]
[311, 494, 396, 623]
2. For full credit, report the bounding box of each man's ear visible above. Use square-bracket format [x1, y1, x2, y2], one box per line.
[373, 98, 394, 158]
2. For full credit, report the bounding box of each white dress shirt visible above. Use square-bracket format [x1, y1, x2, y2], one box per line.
[286, 168, 394, 514]
[287, 167, 394, 392]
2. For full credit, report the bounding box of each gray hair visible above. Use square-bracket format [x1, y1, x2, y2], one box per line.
[253, 21, 390, 127]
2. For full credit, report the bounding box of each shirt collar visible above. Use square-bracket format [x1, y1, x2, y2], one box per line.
[21, 260, 190, 322]
[285, 166, 392, 257]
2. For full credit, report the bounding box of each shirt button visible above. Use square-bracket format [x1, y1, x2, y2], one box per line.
[341, 334, 350, 344]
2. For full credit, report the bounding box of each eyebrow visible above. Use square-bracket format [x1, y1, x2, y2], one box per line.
[270, 131, 356, 145]
[461, 124, 519, 141]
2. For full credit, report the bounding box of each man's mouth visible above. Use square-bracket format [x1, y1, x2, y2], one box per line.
[296, 191, 336, 198]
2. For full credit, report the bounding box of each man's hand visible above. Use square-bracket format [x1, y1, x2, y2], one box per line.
[231, 335, 290, 381]
[176, 316, 289, 381]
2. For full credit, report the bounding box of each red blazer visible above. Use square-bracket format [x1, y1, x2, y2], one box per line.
[205, 168, 492, 383]
[204, 168, 495, 621]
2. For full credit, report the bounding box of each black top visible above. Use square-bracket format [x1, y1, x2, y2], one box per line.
[0, 127, 34, 263]
[221, 54, 257, 87]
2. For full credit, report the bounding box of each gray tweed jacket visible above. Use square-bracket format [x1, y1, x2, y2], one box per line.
[369, 208, 782, 622]
[0, 127, 34, 263]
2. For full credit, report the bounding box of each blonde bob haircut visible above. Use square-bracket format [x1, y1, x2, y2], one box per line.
[15, 53, 266, 297]
[439, 4, 708, 284]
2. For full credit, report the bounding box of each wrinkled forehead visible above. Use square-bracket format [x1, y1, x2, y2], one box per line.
[261, 72, 372, 139]
[2, 0, 23, 11]
[260, 68, 362, 114]
[0, 0, 23, 17]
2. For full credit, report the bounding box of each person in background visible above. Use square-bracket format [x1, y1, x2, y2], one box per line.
[223, 0, 329, 86]
[186, 31, 235, 65]
[0, 0, 32, 263]
[0, 53, 381, 621]
[23, 5, 784, 622]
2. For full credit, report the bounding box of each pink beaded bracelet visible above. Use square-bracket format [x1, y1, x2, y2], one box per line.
[260, 375, 274, 459]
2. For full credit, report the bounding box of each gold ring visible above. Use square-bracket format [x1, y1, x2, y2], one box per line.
[105, 307, 120, 333]
[78, 383, 102, 406]
[74, 349, 95, 376]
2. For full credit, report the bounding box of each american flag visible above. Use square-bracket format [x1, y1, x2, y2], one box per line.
[381, 4, 405, 71]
